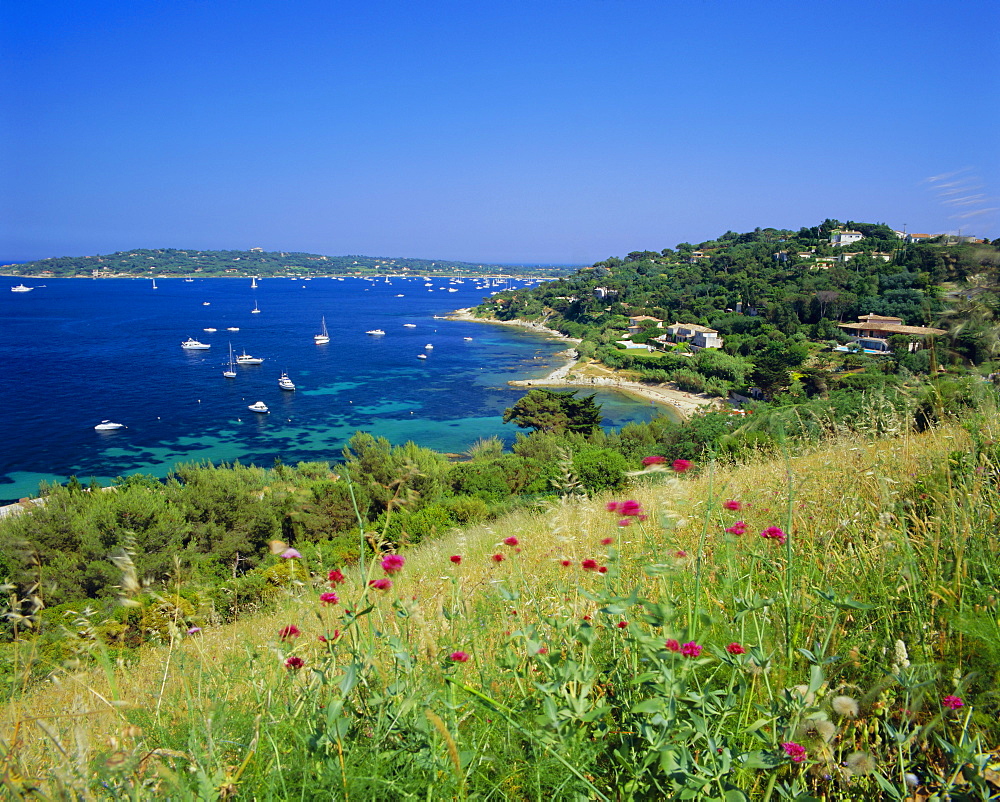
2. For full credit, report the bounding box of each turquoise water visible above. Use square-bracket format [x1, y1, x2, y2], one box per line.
[0, 276, 671, 502]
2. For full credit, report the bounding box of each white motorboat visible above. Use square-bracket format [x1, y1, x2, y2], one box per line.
[464, 337, 473, 341]
[184, 277, 194, 282]
[278, 372, 296, 390]
[248, 401, 269, 413]
[314, 316, 330, 344]
[202, 301, 211, 306]
[182, 338, 211, 349]
[366, 329, 385, 336]
[236, 351, 264, 365]
[10, 284, 33, 292]
[94, 420, 125, 430]
[203, 327, 217, 332]
[227, 327, 239, 331]
[223, 343, 237, 378]
[395, 294, 405, 297]
[403, 323, 416, 328]
[424, 343, 434, 349]
[416, 353, 428, 359]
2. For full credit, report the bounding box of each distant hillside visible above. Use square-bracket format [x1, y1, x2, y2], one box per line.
[3, 248, 576, 279]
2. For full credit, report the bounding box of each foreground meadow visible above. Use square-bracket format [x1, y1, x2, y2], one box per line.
[2, 416, 999, 800]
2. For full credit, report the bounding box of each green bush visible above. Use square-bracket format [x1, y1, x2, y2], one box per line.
[572, 449, 629, 495]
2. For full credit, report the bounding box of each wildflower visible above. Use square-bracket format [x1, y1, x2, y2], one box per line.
[681, 641, 702, 657]
[845, 752, 876, 775]
[942, 695, 964, 710]
[725, 521, 747, 535]
[892, 639, 911, 671]
[317, 635, 327, 643]
[674, 550, 688, 558]
[665, 639, 681, 652]
[503, 536, 519, 546]
[380, 554, 405, 574]
[723, 499, 743, 511]
[449, 555, 462, 564]
[280, 548, 302, 559]
[491, 553, 504, 563]
[328, 568, 345, 586]
[760, 526, 787, 545]
[781, 742, 806, 762]
[904, 773, 920, 789]
[187, 626, 202, 635]
[642, 455, 666, 466]
[617, 621, 628, 629]
[279, 624, 301, 640]
[598, 566, 608, 573]
[831, 695, 859, 717]
[449, 651, 470, 663]
[285, 656, 305, 670]
[672, 458, 692, 473]
[560, 559, 571, 567]
[725, 642, 746, 655]
[620, 499, 643, 517]
[581, 559, 599, 571]
[319, 592, 339, 605]
[601, 537, 614, 545]
[368, 578, 392, 590]
[618, 518, 631, 527]
[605, 501, 621, 512]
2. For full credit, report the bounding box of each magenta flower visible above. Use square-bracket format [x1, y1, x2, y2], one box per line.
[449, 555, 462, 564]
[642, 455, 666, 466]
[620, 499, 644, 517]
[280, 548, 302, 559]
[782, 742, 806, 762]
[942, 695, 964, 710]
[319, 592, 339, 605]
[665, 639, 681, 652]
[606, 501, 621, 512]
[187, 626, 202, 635]
[725, 521, 748, 535]
[449, 651, 470, 663]
[328, 568, 345, 586]
[491, 553, 505, 563]
[674, 550, 688, 558]
[618, 518, 631, 527]
[680, 641, 702, 657]
[285, 656, 305, 670]
[761, 526, 787, 545]
[601, 537, 614, 545]
[381, 554, 405, 574]
[503, 536, 519, 546]
[672, 459, 692, 473]
[726, 642, 746, 655]
[368, 578, 392, 590]
[279, 624, 301, 640]
[723, 499, 743, 511]
[581, 559, 599, 572]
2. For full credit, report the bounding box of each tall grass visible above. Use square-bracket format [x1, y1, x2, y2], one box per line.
[2, 415, 999, 799]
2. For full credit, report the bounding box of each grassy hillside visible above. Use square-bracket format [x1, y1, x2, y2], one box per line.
[2, 414, 999, 799]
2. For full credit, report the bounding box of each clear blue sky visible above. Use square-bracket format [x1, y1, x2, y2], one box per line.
[3, 0, 998, 264]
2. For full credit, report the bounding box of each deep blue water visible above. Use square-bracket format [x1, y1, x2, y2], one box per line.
[0, 276, 668, 502]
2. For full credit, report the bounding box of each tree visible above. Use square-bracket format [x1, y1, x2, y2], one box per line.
[502, 389, 603, 436]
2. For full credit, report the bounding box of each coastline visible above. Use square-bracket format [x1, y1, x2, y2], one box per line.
[451, 309, 721, 420]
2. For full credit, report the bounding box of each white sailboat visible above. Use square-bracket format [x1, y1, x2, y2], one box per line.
[223, 343, 237, 378]
[314, 316, 330, 344]
[251, 301, 261, 314]
[251, 276, 258, 289]
[152, 277, 158, 289]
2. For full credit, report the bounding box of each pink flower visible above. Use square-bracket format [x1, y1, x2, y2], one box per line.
[491, 553, 505, 563]
[381, 554, 405, 574]
[581, 559, 599, 572]
[601, 537, 614, 545]
[665, 639, 681, 652]
[680, 641, 702, 657]
[319, 592, 339, 605]
[368, 578, 392, 590]
[187, 626, 201, 635]
[726, 642, 746, 655]
[449, 555, 462, 564]
[280, 548, 302, 559]
[279, 624, 301, 640]
[723, 499, 743, 511]
[782, 742, 806, 763]
[620, 499, 644, 517]
[328, 569, 345, 586]
[285, 656, 305, 670]
[725, 521, 748, 535]
[317, 634, 327, 643]
[674, 550, 687, 558]
[642, 455, 666, 466]
[503, 536, 519, 546]
[761, 526, 787, 545]
[672, 459, 692, 473]
[449, 651, 470, 663]
[605, 501, 621, 512]
[618, 518, 631, 527]
[942, 695, 964, 710]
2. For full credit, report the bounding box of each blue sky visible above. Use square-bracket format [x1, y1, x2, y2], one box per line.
[3, 0, 998, 264]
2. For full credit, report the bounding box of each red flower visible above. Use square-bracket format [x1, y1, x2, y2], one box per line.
[723, 499, 743, 511]
[503, 536, 519, 546]
[942, 694, 964, 710]
[449, 555, 462, 564]
[285, 656, 305, 670]
[617, 621, 628, 629]
[380, 554, 405, 574]
[317, 635, 327, 643]
[726, 642, 746, 655]
[680, 641, 702, 657]
[328, 569, 345, 586]
[672, 459, 692, 473]
[665, 639, 681, 652]
[319, 592, 339, 605]
[619, 499, 643, 517]
[560, 559, 571, 567]
[725, 521, 748, 535]
[781, 742, 806, 762]
[279, 625, 301, 640]
[537, 647, 548, 655]
[674, 550, 687, 558]
[581, 559, 599, 571]
[368, 578, 392, 590]
[449, 651, 470, 663]
[491, 553, 505, 563]
[760, 526, 787, 545]
[598, 566, 608, 573]
[601, 537, 614, 545]
[642, 455, 666, 466]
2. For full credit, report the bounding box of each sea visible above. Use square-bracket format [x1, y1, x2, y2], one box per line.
[0, 275, 670, 504]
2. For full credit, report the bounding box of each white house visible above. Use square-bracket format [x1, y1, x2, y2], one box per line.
[661, 323, 723, 350]
[830, 229, 864, 247]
